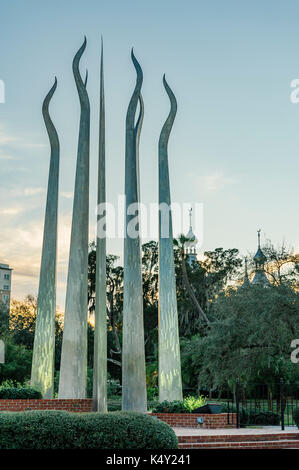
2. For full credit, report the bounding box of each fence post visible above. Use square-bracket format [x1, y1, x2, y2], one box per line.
[236, 378, 240, 429]
[227, 389, 230, 425]
[280, 378, 285, 431]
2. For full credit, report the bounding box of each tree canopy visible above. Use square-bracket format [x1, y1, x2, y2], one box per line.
[1, 239, 298, 396]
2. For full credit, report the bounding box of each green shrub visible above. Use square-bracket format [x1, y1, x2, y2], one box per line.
[183, 395, 207, 412]
[147, 387, 158, 401]
[214, 404, 280, 426]
[107, 399, 161, 412]
[0, 384, 42, 399]
[107, 378, 121, 397]
[219, 402, 236, 413]
[251, 411, 280, 425]
[152, 400, 187, 413]
[0, 379, 19, 388]
[0, 411, 178, 449]
[107, 397, 162, 411]
[293, 408, 299, 428]
[0, 342, 32, 384]
[107, 399, 122, 412]
[152, 395, 207, 414]
[238, 409, 280, 426]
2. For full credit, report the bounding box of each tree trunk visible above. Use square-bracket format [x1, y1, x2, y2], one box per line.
[181, 254, 210, 324]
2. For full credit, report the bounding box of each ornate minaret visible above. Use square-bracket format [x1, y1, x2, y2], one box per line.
[184, 208, 198, 267]
[251, 229, 270, 286]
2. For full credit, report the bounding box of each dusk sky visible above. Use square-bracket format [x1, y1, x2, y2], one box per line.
[1, 0, 299, 310]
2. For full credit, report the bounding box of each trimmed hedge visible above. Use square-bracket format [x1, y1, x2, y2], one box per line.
[0, 387, 42, 399]
[220, 404, 280, 426]
[107, 399, 158, 412]
[294, 408, 299, 429]
[246, 411, 280, 425]
[151, 396, 207, 414]
[152, 400, 188, 413]
[0, 411, 178, 449]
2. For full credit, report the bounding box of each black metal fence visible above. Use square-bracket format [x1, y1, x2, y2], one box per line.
[225, 379, 299, 430]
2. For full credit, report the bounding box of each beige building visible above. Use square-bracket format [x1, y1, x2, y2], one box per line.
[0, 263, 12, 307]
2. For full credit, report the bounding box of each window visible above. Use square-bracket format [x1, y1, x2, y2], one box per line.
[4, 274, 9, 280]
[2, 294, 9, 302]
[3, 285, 9, 290]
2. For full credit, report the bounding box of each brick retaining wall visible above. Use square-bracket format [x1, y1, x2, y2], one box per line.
[150, 412, 236, 428]
[0, 401, 236, 429]
[0, 399, 93, 412]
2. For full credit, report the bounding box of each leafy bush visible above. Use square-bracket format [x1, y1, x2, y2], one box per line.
[152, 400, 187, 413]
[0, 342, 32, 384]
[0, 385, 42, 399]
[251, 411, 280, 425]
[293, 408, 299, 429]
[152, 395, 207, 414]
[239, 410, 280, 426]
[220, 402, 236, 413]
[147, 386, 158, 401]
[107, 378, 121, 397]
[213, 403, 280, 426]
[107, 400, 122, 412]
[0, 411, 178, 449]
[107, 399, 159, 412]
[234, 408, 280, 426]
[183, 395, 207, 412]
[0, 379, 19, 388]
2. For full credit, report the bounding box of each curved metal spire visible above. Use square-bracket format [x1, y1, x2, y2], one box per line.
[84, 69, 88, 88]
[31, 77, 60, 398]
[159, 75, 177, 154]
[126, 49, 143, 135]
[158, 75, 182, 402]
[122, 50, 146, 412]
[134, 93, 144, 203]
[42, 78, 59, 151]
[59, 38, 90, 399]
[93, 35, 107, 412]
[73, 37, 89, 109]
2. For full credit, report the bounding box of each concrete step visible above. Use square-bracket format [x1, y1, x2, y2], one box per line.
[178, 432, 299, 444]
[179, 440, 299, 449]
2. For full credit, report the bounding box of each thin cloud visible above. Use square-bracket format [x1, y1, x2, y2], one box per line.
[0, 125, 46, 150]
[23, 187, 44, 196]
[201, 172, 238, 192]
[0, 186, 45, 198]
[0, 214, 72, 304]
[0, 207, 25, 216]
[0, 152, 16, 160]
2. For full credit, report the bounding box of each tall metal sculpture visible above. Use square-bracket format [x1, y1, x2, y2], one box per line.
[158, 75, 183, 402]
[135, 93, 144, 202]
[31, 78, 59, 398]
[59, 38, 90, 398]
[93, 38, 107, 412]
[122, 50, 147, 412]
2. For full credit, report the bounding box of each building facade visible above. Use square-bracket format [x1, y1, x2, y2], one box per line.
[0, 263, 12, 307]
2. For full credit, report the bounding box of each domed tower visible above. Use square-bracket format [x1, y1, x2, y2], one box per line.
[184, 208, 198, 267]
[241, 256, 251, 288]
[251, 229, 270, 286]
